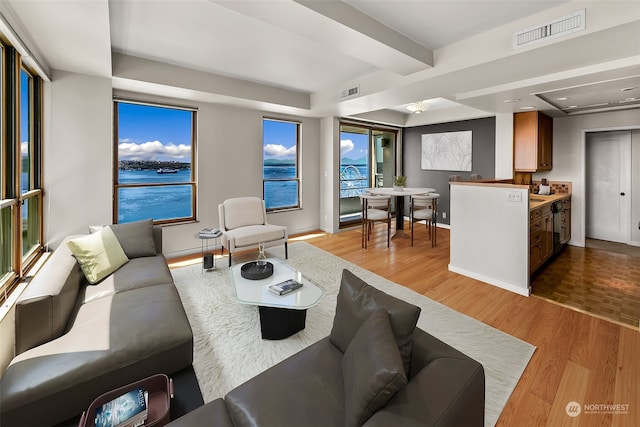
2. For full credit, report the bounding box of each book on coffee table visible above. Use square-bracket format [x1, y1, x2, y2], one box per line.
[268, 279, 303, 296]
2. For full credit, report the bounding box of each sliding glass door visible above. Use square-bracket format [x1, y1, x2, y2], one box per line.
[339, 123, 397, 227]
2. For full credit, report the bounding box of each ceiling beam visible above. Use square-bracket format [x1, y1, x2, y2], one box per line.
[212, 0, 432, 76]
[294, 0, 433, 69]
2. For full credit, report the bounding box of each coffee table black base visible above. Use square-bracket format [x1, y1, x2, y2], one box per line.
[258, 306, 307, 340]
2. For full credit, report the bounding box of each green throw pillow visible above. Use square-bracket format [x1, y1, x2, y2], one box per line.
[67, 227, 129, 284]
[343, 308, 408, 427]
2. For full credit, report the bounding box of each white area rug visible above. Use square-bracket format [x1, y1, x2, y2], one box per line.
[172, 241, 536, 427]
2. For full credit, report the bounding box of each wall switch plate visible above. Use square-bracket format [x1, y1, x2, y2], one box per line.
[442, 212, 447, 219]
[507, 191, 522, 202]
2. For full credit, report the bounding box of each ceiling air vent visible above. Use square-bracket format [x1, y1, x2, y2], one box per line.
[513, 9, 585, 49]
[339, 85, 360, 99]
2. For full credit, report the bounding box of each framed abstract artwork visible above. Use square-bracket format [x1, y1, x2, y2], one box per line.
[421, 131, 472, 171]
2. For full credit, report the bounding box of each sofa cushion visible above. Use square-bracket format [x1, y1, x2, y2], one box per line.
[330, 269, 421, 374]
[223, 197, 265, 230]
[225, 224, 286, 247]
[66, 227, 129, 284]
[109, 219, 157, 258]
[225, 338, 345, 427]
[79, 255, 174, 304]
[364, 356, 485, 427]
[343, 309, 407, 427]
[1, 283, 193, 426]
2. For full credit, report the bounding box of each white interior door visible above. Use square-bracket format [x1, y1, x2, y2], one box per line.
[586, 131, 631, 243]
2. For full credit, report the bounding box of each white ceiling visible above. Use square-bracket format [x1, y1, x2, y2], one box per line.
[3, 0, 640, 125]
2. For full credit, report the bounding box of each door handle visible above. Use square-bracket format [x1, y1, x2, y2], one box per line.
[620, 192, 626, 196]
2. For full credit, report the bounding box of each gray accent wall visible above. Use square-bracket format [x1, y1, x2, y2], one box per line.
[403, 117, 496, 225]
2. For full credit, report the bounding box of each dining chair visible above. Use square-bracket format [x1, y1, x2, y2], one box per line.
[359, 194, 391, 248]
[410, 193, 440, 247]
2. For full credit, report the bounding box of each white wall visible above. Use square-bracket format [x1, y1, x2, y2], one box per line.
[449, 182, 530, 296]
[44, 72, 322, 256]
[495, 113, 514, 179]
[536, 109, 640, 246]
[45, 71, 113, 249]
[320, 117, 339, 233]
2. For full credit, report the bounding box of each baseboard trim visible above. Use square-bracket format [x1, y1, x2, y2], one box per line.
[448, 264, 531, 297]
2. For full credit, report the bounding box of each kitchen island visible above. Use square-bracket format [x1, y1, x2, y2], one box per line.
[449, 181, 571, 296]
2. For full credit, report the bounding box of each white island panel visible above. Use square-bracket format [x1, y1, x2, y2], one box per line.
[449, 182, 530, 296]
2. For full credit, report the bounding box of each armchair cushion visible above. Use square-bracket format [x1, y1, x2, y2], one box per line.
[330, 269, 421, 375]
[226, 224, 287, 247]
[343, 309, 407, 427]
[222, 197, 265, 230]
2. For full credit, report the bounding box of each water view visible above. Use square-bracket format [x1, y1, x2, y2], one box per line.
[118, 168, 192, 223]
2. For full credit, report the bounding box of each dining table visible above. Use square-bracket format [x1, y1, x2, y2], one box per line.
[367, 187, 435, 239]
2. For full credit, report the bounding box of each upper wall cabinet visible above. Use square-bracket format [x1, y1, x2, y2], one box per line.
[514, 111, 553, 172]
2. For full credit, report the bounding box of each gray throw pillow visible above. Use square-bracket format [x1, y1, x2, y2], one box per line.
[330, 269, 421, 375]
[343, 309, 407, 427]
[108, 218, 157, 258]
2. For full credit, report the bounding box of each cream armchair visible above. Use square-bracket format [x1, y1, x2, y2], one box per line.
[219, 197, 288, 267]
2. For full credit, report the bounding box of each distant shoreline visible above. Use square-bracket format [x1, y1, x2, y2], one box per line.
[119, 160, 190, 171]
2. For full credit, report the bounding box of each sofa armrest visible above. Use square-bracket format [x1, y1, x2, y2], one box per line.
[15, 242, 84, 355]
[364, 356, 485, 427]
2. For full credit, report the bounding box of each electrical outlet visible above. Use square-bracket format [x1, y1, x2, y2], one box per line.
[507, 191, 522, 202]
[442, 212, 447, 219]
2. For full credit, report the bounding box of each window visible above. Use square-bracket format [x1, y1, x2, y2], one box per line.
[263, 119, 300, 211]
[339, 122, 397, 227]
[114, 101, 196, 224]
[1, 42, 44, 304]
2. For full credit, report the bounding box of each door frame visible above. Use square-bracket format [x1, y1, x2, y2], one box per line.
[580, 125, 639, 247]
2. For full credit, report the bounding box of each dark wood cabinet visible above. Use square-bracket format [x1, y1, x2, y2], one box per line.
[530, 203, 553, 274]
[514, 111, 553, 172]
[559, 199, 571, 245]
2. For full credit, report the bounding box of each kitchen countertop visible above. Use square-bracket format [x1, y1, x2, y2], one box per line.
[529, 193, 571, 210]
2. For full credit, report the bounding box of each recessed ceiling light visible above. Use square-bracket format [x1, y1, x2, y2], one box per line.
[503, 98, 520, 103]
[566, 105, 578, 109]
[520, 106, 535, 110]
[620, 97, 638, 103]
[556, 97, 569, 101]
[621, 86, 638, 92]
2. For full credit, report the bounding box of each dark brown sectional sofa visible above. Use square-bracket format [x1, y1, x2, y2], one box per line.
[0, 220, 193, 426]
[168, 269, 485, 427]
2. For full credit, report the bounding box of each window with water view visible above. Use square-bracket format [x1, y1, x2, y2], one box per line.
[1, 43, 44, 304]
[263, 119, 300, 211]
[339, 123, 397, 226]
[114, 101, 196, 224]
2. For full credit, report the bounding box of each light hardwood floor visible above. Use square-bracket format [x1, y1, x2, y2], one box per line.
[170, 224, 639, 426]
[293, 226, 639, 427]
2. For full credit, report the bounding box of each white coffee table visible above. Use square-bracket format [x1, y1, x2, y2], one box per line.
[230, 258, 324, 339]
